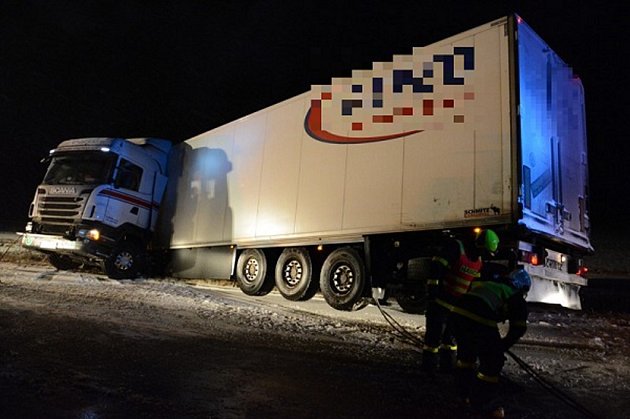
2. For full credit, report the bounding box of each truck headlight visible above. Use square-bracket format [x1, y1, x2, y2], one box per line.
[25, 222, 33, 233]
[78, 228, 101, 241]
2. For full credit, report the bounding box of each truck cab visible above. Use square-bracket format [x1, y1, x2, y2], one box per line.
[21, 137, 171, 278]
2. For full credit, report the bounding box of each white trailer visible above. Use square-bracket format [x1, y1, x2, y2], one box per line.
[22, 15, 591, 310]
[158, 15, 591, 309]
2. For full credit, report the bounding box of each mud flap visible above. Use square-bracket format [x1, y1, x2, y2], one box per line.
[526, 275, 584, 310]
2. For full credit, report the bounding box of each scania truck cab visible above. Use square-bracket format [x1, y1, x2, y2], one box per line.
[21, 137, 171, 278]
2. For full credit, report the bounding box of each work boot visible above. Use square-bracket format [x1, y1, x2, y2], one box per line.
[454, 365, 475, 400]
[421, 350, 438, 374]
[457, 397, 471, 410]
[471, 379, 501, 418]
[489, 406, 505, 418]
[439, 348, 457, 372]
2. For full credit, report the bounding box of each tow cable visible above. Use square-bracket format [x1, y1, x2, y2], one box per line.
[0, 236, 23, 281]
[505, 349, 600, 418]
[372, 298, 601, 419]
[371, 297, 424, 346]
[0, 236, 21, 261]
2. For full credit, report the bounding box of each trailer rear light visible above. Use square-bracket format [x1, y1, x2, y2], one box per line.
[577, 266, 589, 276]
[520, 251, 543, 266]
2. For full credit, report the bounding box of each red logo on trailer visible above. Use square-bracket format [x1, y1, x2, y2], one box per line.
[305, 47, 476, 144]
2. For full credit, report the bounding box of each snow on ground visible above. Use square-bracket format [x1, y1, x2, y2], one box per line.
[2, 232, 630, 418]
[2, 260, 630, 418]
[0, 258, 422, 364]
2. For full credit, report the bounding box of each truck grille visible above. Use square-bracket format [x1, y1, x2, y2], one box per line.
[37, 196, 86, 226]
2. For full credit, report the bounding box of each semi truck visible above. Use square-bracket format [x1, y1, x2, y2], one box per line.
[21, 15, 592, 310]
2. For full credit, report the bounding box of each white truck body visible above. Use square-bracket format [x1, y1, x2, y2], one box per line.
[23, 15, 591, 310]
[164, 21, 512, 249]
[158, 15, 590, 308]
[22, 137, 172, 278]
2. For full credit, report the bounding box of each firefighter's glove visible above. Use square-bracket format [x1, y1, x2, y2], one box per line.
[500, 339, 512, 353]
[426, 279, 440, 299]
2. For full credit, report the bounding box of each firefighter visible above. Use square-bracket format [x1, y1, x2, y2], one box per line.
[421, 229, 500, 373]
[450, 268, 531, 418]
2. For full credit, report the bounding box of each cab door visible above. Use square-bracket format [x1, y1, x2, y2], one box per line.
[103, 158, 151, 229]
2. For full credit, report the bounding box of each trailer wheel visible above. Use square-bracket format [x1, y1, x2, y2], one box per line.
[275, 247, 317, 301]
[395, 292, 427, 314]
[319, 247, 366, 311]
[395, 257, 428, 314]
[236, 249, 274, 296]
[48, 254, 81, 271]
[104, 242, 142, 280]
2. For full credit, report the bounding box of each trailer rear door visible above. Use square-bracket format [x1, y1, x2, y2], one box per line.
[516, 17, 591, 251]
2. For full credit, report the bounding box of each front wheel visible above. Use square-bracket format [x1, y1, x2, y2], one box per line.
[104, 242, 143, 280]
[319, 247, 367, 311]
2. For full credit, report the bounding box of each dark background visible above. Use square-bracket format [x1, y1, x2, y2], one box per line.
[0, 1, 625, 239]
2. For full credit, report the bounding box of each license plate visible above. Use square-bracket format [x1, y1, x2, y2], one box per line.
[23, 235, 77, 251]
[544, 258, 563, 270]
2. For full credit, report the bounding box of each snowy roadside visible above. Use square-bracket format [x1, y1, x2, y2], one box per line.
[2, 260, 630, 418]
[4, 230, 630, 417]
[0, 261, 423, 364]
[0, 229, 625, 356]
[0, 257, 617, 354]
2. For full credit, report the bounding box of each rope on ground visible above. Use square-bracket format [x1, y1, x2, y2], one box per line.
[0, 237, 22, 284]
[0, 236, 21, 263]
[372, 297, 600, 418]
[373, 298, 424, 347]
[505, 349, 600, 418]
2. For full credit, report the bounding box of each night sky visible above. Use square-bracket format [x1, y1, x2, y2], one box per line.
[0, 1, 626, 236]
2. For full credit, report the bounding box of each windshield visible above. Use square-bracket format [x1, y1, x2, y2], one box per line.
[43, 152, 116, 185]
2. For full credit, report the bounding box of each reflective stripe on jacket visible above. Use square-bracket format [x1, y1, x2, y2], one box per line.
[453, 281, 529, 349]
[451, 305, 498, 328]
[435, 240, 482, 298]
[467, 281, 516, 320]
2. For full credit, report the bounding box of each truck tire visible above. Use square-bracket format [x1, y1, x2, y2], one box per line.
[319, 247, 366, 311]
[236, 249, 274, 296]
[395, 257, 428, 314]
[275, 247, 317, 301]
[48, 254, 81, 271]
[395, 291, 427, 314]
[104, 242, 142, 280]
